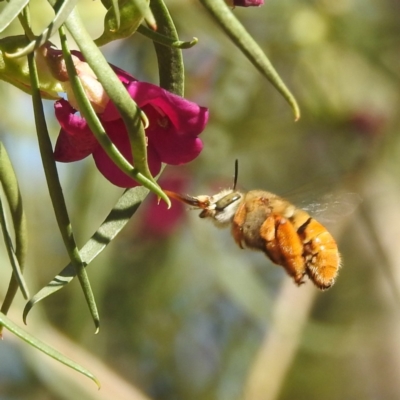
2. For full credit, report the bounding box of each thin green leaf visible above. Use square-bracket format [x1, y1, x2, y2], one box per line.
[24, 0, 184, 319]
[137, 24, 198, 49]
[0, 141, 28, 263]
[23, 186, 149, 323]
[199, 0, 301, 121]
[0, 197, 29, 299]
[6, 0, 78, 58]
[150, 0, 184, 96]
[134, 0, 156, 29]
[26, 48, 100, 332]
[111, 0, 121, 29]
[0, 312, 100, 387]
[62, 7, 170, 206]
[0, 0, 29, 33]
[99, 0, 122, 27]
[0, 141, 28, 319]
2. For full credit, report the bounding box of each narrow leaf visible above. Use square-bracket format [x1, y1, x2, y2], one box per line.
[0, 0, 29, 33]
[0, 312, 100, 387]
[58, 27, 167, 208]
[150, 0, 184, 96]
[134, 0, 156, 29]
[6, 0, 78, 58]
[0, 141, 28, 319]
[23, 186, 149, 322]
[27, 50, 100, 331]
[0, 197, 29, 299]
[111, 0, 121, 29]
[137, 25, 198, 49]
[63, 7, 170, 206]
[199, 0, 300, 121]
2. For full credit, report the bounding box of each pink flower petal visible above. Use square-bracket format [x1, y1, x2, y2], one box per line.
[110, 64, 137, 85]
[126, 81, 209, 135]
[54, 52, 208, 186]
[101, 100, 122, 122]
[100, 66, 138, 122]
[54, 99, 98, 161]
[92, 119, 161, 187]
[148, 130, 203, 165]
[142, 105, 203, 164]
[140, 173, 190, 238]
[54, 129, 95, 162]
[234, 0, 264, 6]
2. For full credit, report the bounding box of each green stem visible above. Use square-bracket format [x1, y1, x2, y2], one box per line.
[199, 0, 300, 121]
[58, 27, 160, 194]
[137, 24, 198, 49]
[0, 311, 100, 386]
[150, 0, 185, 96]
[22, 0, 187, 319]
[0, 197, 29, 298]
[0, 142, 28, 320]
[62, 7, 170, 206]
[27, 45, 100, 332]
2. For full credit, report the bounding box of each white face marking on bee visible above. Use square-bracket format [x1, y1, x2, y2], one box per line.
[198, 189, 244, 228]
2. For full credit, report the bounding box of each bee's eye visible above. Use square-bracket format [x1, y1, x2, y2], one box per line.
[215, 193, 241, 211]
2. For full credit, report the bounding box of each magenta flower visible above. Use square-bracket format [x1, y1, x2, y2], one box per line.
[230, 0, 264, 6]
[139, 173, 189, 239]
[54, 63, 209, 187]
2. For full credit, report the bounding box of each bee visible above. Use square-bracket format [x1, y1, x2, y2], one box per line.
[164, 161, 344, 290]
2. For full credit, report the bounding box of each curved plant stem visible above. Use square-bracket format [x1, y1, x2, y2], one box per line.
[26, 43, 100, 333]
[0, 311, 99, 386]
[0, 142, 28, 323]
[62, 7, 170, 206]
[150, 0, 185, 96]
[199, 0, 300, 121]
[24, 0, 188, 317]
[23, 186, 149, 320]
[138, 24, 198, 49]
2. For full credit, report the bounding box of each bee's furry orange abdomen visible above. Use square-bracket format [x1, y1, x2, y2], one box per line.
[232, 190, 341, 289]
[297, 218, 341, 289]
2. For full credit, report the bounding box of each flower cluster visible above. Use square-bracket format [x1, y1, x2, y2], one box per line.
[54, 58, 209, 188]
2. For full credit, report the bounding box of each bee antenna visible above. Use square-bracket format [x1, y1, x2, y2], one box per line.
[233, 159, 239, 190]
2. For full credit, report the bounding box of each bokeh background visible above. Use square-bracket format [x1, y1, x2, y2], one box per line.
[1, 0, 400, 399]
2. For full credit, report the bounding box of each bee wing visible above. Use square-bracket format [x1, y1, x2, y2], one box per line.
[299, 191, 362, 224]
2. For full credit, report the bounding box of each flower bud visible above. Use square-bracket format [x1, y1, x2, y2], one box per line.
[43, 45, 109, 113]
[0, 36, 63, 99]
[62, 59, 110, 114]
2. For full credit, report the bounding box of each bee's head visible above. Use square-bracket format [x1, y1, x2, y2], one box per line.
[164, 189, 243, 228]
[198, 189, 243, 227]
[164, 159, 242, 227]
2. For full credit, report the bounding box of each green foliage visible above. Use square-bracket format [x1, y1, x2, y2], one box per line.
[1, 0, 399, 399]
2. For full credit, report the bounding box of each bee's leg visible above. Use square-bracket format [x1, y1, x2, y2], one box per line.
[260, 215, 306, 286]
[232, 202, 247, 249]
[259, 215, 283, 264]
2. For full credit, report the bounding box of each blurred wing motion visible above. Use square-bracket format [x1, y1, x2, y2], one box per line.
[299, 192, 362, 224]
[165, 184, 360, 290]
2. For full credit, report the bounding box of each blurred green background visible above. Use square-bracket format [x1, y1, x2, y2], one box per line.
[1, 0, 400, 399]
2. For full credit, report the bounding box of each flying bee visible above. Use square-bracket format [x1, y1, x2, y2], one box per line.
[164, 161, 349, 290]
